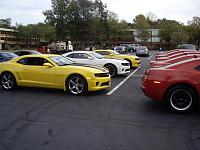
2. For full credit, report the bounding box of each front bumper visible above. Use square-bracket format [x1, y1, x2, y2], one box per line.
[87, 77, 111, 91]
[117, 66, 130, 75]
[132, 60, 141, 67]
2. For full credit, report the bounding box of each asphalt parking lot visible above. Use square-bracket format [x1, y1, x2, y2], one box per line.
[0, 51, 200, 150]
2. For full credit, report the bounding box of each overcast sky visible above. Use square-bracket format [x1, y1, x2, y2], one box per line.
[0, 0, 199, 25]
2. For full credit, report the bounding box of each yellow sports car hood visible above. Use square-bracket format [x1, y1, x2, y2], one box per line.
[69, 63, 108, 73]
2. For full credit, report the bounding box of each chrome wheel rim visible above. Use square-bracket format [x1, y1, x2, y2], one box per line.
[1, 74, 14, 90]
[68, 77, 84, 95]
[170, 89, 192, 111]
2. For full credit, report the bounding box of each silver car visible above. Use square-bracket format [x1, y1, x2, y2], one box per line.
[136, 46, 149, 56]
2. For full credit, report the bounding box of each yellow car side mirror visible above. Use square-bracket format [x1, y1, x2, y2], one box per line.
[43, 63, 53, 67]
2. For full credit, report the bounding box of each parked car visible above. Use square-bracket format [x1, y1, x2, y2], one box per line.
[136, 46, 149, 56]
[0, 52, 18, 62]
[95, 49, 140, 68]
[113, 46, 126, 54]
[156, 51, 200, 61]
[0, 54, 111, 95]
[63, 51, 130, 77]
[178, 44, 198, 50]
[15, 50, 41, 56]
[150, 54, 200, 67]
[156, 49, 197, 58]
[50, 49, 72, 55]
[141, 57, 200, 113]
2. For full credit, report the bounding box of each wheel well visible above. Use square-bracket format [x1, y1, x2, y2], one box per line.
[104, 63, 117, 69]
[65, 74, 88, 88]
[164, 83, 199, 101]
[0, 71, 14, 78]
[104, 63, 117, 72]
[0, 71, 16, 86]
[124, 59, 132, 66]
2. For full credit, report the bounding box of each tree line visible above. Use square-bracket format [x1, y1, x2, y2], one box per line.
[0, 0, 200, 49]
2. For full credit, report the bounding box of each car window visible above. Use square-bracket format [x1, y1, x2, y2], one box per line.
[15, 52, 20, 56]
[21, 52, 29, 55]
[67, 53, 77, 58]
[96, 51, 110, 55]
[17, 57, 48, 66]
[68, 53, 91, 59]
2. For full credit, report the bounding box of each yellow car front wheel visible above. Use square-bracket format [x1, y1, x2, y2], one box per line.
[104, 64, 117, 77]
[66, 75, 88, 95]
[1, 72, 17, 91]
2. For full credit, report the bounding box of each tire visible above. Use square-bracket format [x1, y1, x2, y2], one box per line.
[104, 64, 117, 77]
[0, 72, 17, 91]
[66, 75, 88, 95]
[165, 85, 197, 113]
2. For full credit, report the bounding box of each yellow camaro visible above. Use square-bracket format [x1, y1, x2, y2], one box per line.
[95, 50, 140, 68]
[0, 54, 111, 95]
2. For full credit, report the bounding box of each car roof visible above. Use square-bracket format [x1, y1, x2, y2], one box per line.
[151, 57, 200, 70]
[0, 52, 14, 54]
[9, 54, 59, 61]
[16, 50, 37, 52]
[65, 51, 95, 54]
[95, 49, 113, 52]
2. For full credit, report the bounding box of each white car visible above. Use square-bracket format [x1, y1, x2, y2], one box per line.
[62, 51, 130, 76]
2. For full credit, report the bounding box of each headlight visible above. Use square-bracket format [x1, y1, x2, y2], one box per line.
[94, 73, 110, 77]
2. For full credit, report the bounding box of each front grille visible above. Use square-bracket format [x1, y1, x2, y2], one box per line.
[125, 69, 130, 72]
[101, 81, 109, 86]
[121, 63, 130, 66]
[94, 73, 109, 77]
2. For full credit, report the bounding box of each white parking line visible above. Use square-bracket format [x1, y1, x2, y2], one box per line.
[148, 55, 153, 60]
[132, 75, 142, 77]
[107, 67, 141, 96]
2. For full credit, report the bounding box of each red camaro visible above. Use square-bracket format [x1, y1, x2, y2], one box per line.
[156, 49, 197, 58]
[150, 54, 200, 67]
[155, 51, 200, 61]
[141, 58, 200, 113]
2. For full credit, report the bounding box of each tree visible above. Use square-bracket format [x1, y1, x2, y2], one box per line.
[146, 12, 159, 28]
[133, 14, 150, 42]
[0, 18, 12, 28]
[158, 19, 184, 44]
[43, 0, 69, 41]
[43, 0, 109, 48]
[187, 16, 200, 46]
[15, 23, 56, 48]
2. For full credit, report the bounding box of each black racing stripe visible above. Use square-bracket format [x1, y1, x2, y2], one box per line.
[70, 63, 108, 72]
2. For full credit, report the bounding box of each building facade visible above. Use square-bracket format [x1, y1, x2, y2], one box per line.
[125, 29, 161, 43]
[0, 28, 16, 50]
